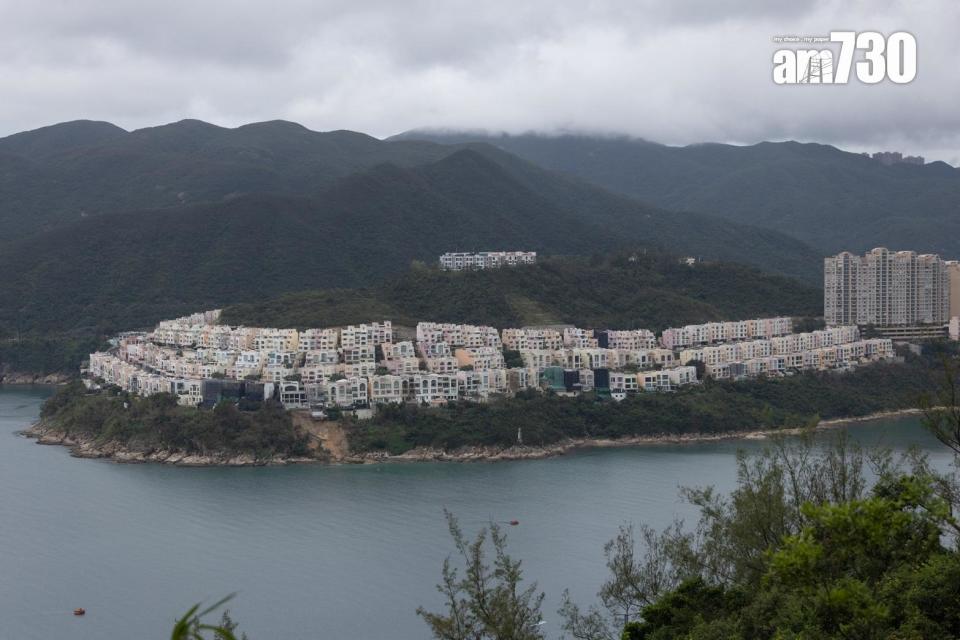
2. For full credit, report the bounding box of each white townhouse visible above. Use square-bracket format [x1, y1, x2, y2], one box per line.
[234, 351, 265, 379]
[345, 362, 379, 378]
[501, 328, 563, 351]
[342, 345, 376, 365]
[419, 341, 451, 358]
[384, 341, 417, 359]
[255, 328, 300, 353]
[194, 348, 236, 367]
[263, 364, 296, 383]
[416, 322, 446, 345]
[298, 328, 339, 351]
[279, 381, 308, 409]
[457, 371, 493, 399]
[413, 373, 459, 404]
[864, 338, 894, 358]
[609, 371, 640, 393]
[369, 375, 406, 404]
[563, 328, 598, 348]
[266, 351, 298, 367]
[520, 350, 555, 372]
[171, 378, 203, 406]
[416, 322, 501, 349]
[573, 348, 615, 370]
[299, 364, 340, 384]
[227, 327, 258, 351]
[506, 368, 531, 393]
[647, 349, 676, 367]
[326, 377, 369, 407]
[639, 371, 673, 392]
[205, 325, 235, 350]
[454, 346, 505, 371]
[556, 350, 583, 370]
[605, 329, 657, 350]
[303, 349, 340, 366]
[426, 356, 459, 374]
[578, 369, 595, 391]
[341, 321, 393, 348]
[385, 356, 421, 375]
[666, 366, 698, 386]
[463, 326, 502, 349]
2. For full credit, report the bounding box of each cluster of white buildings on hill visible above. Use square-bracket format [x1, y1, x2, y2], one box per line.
[678, 326, 892, 379]
[439, 251, 537, 271]
[661, 317, 792, 350]
[86, 312, 894, 411]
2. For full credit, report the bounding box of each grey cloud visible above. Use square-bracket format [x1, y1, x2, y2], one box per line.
[0, 0, 956, 162]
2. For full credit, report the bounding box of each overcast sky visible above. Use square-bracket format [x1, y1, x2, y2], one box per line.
[2, 0, 957, 163]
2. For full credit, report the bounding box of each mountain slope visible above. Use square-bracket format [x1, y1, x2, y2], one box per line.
[0, 119, 451, 239]
[0, 149, 819, 338]
[0, 120, 127, 159]
[392, 131, 960, 256]
[222, 254, 823, 332]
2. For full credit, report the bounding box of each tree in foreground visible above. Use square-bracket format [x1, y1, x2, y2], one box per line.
[557, 421, 960, 640]
[170, 595, 246, 640]
[610, 353, 960, 640]
[418, 510, 546, 640]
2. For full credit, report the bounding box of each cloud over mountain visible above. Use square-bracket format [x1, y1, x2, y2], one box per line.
[2, 0, 957, 162]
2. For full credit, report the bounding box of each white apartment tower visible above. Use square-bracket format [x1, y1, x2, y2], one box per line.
[824, 248, 950, 327]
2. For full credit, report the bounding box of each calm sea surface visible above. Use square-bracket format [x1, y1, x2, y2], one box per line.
[0, 385, 955, 639]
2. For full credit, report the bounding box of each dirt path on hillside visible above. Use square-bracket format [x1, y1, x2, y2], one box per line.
[291, 411, 350, 461]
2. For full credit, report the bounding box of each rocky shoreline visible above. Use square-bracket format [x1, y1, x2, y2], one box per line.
[343, 408, 926, 463]
[20, 422, 319, 467]
[20, 408, 926, 467]
[0, 371, 70, 385]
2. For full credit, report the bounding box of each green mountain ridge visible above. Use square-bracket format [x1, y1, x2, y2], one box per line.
[0, 119, 818, 279]
[0, 119, 828, 376]
[0, 119, 448, 239]
[392, 130, 960, 257]
[0, 148, 820, 340]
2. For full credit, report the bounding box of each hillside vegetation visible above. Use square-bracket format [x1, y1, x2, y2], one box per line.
[396, 130, 960, 258]
[0, 119, 444, 240]
[222, 253, 823, 331]
[39, 381, 309, 460]
[0, 120, 827, 376]
[349, 352, 936, 454]
[0, 150, 816, 336]
[0, 119, 821, 278]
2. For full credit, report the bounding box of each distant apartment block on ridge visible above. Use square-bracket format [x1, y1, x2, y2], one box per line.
[439, 251, 536, 271]
[870, 151, 924, 166]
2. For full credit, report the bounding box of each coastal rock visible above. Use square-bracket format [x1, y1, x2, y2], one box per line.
[20, 408, 924, 467]
[0, 370, 70, 385]
[21, 422, 312, 467]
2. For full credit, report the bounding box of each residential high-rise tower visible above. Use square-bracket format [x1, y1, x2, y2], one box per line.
[824, 248, 950, 329]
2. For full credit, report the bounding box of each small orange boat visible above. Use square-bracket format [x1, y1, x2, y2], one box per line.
[73, 608, 86, 616]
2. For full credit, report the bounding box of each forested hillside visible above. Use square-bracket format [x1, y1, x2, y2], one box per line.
[395, 130, 960, 257]
[0, 151, 820, 339]
[0, 119, 444, 240]
[0, 120, 827, 377]
[222, 253, 822, 331]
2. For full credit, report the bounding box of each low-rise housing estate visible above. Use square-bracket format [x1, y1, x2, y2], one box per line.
[87, 312, 894, 411]
[660, 317, 792, 350]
